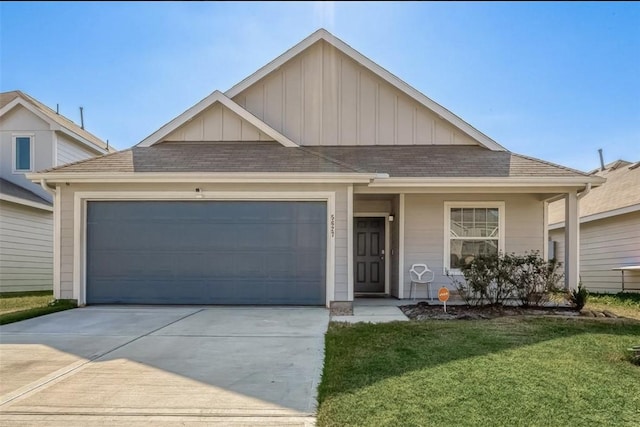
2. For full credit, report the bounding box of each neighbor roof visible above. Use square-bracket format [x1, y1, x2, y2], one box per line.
[0, 90, 114, 152]
[0, 178, 52, 207]
[549, 160, 640, 225]
[38, 142, 592, 180]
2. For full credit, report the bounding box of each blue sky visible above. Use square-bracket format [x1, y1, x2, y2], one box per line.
[1, 2, 638, 171]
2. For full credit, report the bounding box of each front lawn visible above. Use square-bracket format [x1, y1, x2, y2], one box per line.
[0, 291, 76, 325]
[587, 292, 640, 320]
[318, 318, 640, 426]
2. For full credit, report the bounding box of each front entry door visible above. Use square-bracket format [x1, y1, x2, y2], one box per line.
[354, 217, 385, 293]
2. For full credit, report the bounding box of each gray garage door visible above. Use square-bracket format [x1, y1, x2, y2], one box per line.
[86, 201, 326, 305]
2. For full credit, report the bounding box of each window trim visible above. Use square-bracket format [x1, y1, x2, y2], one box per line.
[443, 201, 505, 275]
[12, 134, 35, 173]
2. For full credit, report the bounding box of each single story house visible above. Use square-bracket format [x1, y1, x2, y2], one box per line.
[549, 160, 640, 293]
[28, 30, 603, 308]
[1, 90, 114, 292]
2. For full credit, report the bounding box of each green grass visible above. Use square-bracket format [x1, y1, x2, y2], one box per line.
[0, 292, 76, 325]
[318, 318, 640, 427]
[586, 292, 640, 320]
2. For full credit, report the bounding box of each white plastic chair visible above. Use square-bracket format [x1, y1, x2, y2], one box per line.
[409, 264, 435, 300]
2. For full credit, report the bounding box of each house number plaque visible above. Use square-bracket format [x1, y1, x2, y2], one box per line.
[330, 214, 335, 238]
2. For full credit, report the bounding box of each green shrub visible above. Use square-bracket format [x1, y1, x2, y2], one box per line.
[507, 252, 563, 307]
[569, 283, 589, 311]
[448, 251, 564, 307]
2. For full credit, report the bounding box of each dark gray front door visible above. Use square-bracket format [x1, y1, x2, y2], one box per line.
[354, 217, 385, 293]
[86, 201, 326, 305]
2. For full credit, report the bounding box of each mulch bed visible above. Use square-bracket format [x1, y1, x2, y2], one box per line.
[400, 301, 620, 320]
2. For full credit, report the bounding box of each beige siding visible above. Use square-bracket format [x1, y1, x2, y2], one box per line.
[0, 200, 53, 292]
[0, 105, 54, 201]
[164, 102, 273, 142]
[549, 212, 640, 293]
[56, 133, 97, 166]
[57, 182, 348, 303]
[233, 41, 480, 147]
[403, 194, 544, 299]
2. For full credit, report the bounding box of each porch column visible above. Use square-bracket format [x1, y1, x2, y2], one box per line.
[564, 191, 580, 290]
[347, 185, 354, 301]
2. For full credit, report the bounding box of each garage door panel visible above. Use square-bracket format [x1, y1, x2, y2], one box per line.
[87, 201, 326, 305]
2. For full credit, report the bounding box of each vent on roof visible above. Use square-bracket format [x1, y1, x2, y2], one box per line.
[629, 161, 640, 170]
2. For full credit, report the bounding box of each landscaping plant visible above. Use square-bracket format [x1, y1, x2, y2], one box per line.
[569, 283, 589, 311]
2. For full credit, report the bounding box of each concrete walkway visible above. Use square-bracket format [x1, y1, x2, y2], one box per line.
[332, 298, 410, 323]
[0, 306, 328, 426]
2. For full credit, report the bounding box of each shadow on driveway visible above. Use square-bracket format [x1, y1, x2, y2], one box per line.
[0, 306, 328, 424]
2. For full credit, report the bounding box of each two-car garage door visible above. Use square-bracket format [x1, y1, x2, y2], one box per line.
[86, 201, 327, 305]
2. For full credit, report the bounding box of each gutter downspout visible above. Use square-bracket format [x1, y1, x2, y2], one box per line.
[577, 183, 591, 200]
[40, 178, 56, 196]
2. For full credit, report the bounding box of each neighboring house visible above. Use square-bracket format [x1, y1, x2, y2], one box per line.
[28, 30, 603, 308]
[0, 90, 114, 292]
[549, 160, 640, 293]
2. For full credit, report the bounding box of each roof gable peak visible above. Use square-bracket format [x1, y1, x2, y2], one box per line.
[137, 91, 298, 147]
[225, 29, 505, 151]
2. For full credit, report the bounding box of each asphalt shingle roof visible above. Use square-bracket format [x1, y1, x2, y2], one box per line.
[307, 146, 589, 178]
[1, 90, 113, 152]
[40, 142, 592, 179]
[549, 160, 640, 224]
[0, 178, 52, 206]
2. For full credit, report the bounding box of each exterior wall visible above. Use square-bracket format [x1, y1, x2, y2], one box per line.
[56, 133, 99, 166]
[402, 193, 544, 298]
[0, 105, 54, 202]
[549, 211, 640, 293]
[0, 200, 53, 292]
[56, 182, 349, 303]
[233, 41, 479, 147]
[164, 103, 274, 142]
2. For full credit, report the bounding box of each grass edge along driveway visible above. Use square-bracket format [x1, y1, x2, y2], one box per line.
[0, 292, 76, 325]
[317, 317, 640, 427]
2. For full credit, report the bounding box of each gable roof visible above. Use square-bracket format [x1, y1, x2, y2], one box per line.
[34, 142, 599, 188]
[307, 146, 592, 178]
[549, 160, 640, 226]
[137, 91, 298, 147]
[0, 178, 52, 211]
[0, 90, 114, 153]
[225, 29, 506, 151]
[36, 141, 362, 174]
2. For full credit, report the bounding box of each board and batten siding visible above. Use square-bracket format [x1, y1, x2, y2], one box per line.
[0, 200, 53, 292]
[164, 102, 274, 142]
[56, 133, 99, 166]
[402, 193, 544, 299]
[549, 211, 640, 293]
[232, 40, 479, 147]
[57, 183, 349, 303]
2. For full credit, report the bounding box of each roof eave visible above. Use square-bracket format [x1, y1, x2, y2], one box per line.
[368, 176, 605, 187]
[27, 171, 384, 184]
[549, 203, 640, 230]
[0, 193, 53, 211]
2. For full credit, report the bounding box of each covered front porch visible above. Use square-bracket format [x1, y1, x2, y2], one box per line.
[343, 186, 586, 306]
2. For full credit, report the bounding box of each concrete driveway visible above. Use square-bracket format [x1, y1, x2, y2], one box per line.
[0, 306, 329, 426]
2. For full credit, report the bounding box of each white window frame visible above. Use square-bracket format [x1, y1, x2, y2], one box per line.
[444, 201, 505, 275]
[12, 134, 35, 173]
